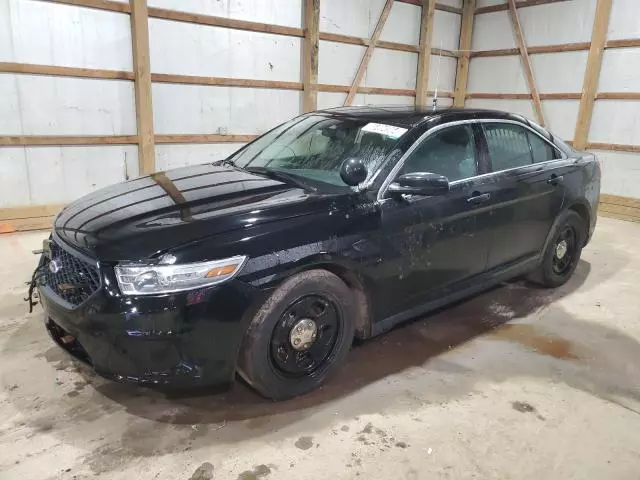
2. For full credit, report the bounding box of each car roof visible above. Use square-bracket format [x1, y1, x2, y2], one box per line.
[315, 105, 535, 130]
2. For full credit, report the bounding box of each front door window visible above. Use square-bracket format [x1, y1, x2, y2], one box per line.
[400, 124, 478, 182]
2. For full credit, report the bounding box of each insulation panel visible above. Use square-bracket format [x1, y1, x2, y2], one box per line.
[149, 19, 302, 81]
[318, 41, 365, 86]
[467, 57, 528, 93]
[541, 100, 580, 141]
[472, 12, 515, 51]
[317, 92, 415, 109]
[531, 51, 588, 93]
[320, 0, 387, 39]
[518, 1, 597, 47]
[465, 98, 535, 120]
[0, 74, 136, 136]
[598, 48, 640, 92]
[590, 149, 640, 198]
[433, 10, 462, 52]
[366, 49, 417, 89]
[607, 0, 640, 41]
[155, 143, 245, 171]
[589, 102, 640, 145]
[0, 146, 138, 206]
[0, 0, 132, 71]
[429, 56, 457, 92]
[152, 83, 301, 135]
[380, 1, 421, 45]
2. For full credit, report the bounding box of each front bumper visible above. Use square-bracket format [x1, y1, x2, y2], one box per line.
[38, 263, 266, 389]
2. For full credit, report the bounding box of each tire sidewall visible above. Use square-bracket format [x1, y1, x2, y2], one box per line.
[238, 270, 355, 400]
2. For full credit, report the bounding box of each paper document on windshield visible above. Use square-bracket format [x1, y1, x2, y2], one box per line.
[361, 123, 408, 139]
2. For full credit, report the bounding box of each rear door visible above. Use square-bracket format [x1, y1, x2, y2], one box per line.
[477, 121, 566, 269]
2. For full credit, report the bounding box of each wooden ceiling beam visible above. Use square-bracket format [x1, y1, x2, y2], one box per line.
[0, 135, 138, 146]
[396, 0, 463, 14]
[302, 0, 320, 112]
[476, 0, 570, 15]
[507, 0, 545, 126]
[0, 62, 134, 80]
[43, 0, 130, 13]
[130, 0, 156, 175]
[147, 7, 304, 37]
[453, 0, 476, 107]
[471, 41, 592, 57]
[416, 0, 437, 106]
[574, 0, 613, 150]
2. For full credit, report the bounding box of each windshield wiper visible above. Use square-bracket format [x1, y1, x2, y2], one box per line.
[219, 161, 312, 190]
[218, 159, 238, 168]
[245, 166, 315, 191]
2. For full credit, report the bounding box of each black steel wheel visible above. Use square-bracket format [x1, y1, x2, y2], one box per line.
[551, 225, 577, 276]
[237, 270, 356, 400]
[270, 295, 341, 377]
[528, 210, 586, 288]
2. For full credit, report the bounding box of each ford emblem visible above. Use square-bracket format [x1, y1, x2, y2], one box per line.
[49, 258, 62, 274]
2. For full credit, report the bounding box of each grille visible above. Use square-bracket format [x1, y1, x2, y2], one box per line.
[41, 240, 101, 306]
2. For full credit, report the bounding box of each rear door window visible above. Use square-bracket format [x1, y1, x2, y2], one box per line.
[527, 131, 561, 163]
[482, 123, 533, 171]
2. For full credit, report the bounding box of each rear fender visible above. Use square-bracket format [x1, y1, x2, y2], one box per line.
[541, 201, 592, 259]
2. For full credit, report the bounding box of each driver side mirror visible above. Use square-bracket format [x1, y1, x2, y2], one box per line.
[388, 172, 449, 198]
[340, 157, 368, 186]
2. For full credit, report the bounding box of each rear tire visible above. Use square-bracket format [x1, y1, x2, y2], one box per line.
[237, 270, 355, 400]
[528, 210, 585, 288]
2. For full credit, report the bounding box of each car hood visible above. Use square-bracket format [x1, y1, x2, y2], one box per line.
[54, 163, 341, 261]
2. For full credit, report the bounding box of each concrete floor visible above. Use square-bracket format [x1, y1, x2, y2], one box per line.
[1, 217, 640, 480]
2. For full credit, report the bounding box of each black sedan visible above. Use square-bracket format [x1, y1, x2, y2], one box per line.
[32, 106, 600, 400]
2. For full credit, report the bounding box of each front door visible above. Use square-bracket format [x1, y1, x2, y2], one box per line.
[375, 123, 492, 318]
[477, 121, 566, 269]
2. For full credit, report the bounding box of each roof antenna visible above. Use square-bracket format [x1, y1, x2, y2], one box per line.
[432, 41, 443, 111]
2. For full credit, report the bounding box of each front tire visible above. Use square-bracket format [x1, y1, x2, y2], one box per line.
[528, 210, 585, 288]
[237, 270, 355, 400]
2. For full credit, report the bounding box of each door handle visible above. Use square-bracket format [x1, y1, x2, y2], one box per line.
[467, 192, 490, 205]
[547, 174, 564, 185]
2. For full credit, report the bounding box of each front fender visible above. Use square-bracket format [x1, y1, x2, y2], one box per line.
[238, 230, 378, 285]
[239, 244, 379, 339]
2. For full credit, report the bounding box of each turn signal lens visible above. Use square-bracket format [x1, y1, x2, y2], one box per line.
[206, 264, 238, 277]
[115, 255, 247, 295]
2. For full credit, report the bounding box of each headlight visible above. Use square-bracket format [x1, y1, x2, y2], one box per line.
[114, 255, 247, 295]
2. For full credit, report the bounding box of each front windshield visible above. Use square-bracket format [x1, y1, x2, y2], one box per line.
[228, 114, 408, 187]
